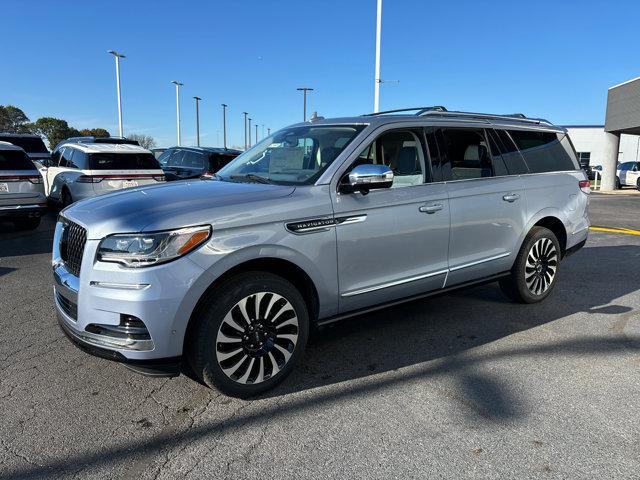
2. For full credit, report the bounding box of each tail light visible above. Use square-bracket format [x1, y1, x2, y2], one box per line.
[1, 175, 43, 183]
[77, 175, 103, 183]
[27, 175, 43, 184]
[579, 180, 590, 194]
[153, 175, 165, 182]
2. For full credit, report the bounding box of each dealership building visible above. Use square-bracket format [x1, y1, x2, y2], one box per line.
[565, 125, 640, 169]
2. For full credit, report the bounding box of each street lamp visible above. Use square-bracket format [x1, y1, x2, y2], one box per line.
[171, 81, 183, 146]
[255, 124, 259, 144]
[193, 96, 202, 147]
[267, 128, 271, 136]
[107, 50, 125, 137]
[221, 104, 228, 149]
[296, 87, 314, 121]
[243, 112, 248, 150]
[373, 0, 382, 113]
[248, 118, 252, 147]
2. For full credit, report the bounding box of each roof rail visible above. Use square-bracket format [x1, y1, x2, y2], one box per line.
[419, 110, 553, 126]
[362, 106, 447, 116]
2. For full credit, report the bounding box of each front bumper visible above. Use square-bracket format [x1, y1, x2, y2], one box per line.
[52, 219, 207, 363]
[0, 203, 47, 218]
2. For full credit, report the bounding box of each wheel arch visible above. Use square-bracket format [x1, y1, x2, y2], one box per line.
[183, 256, 321, 353]
[516, 209, 569, 260]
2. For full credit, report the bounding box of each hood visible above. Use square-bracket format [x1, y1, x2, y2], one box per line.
[63, 179, 295, 239]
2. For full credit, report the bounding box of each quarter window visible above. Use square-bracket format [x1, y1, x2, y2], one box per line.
[60, 148, 75, 168]
[508, 130, 579, 173]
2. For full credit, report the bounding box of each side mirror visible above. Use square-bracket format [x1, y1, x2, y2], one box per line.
[341, 164, 393, 194]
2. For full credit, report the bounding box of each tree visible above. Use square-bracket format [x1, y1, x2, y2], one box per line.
[127, 133, 157, 150]
[31, 117, 81, 149]
[79, 128, 110, 138]
[0, 105, 33, 133]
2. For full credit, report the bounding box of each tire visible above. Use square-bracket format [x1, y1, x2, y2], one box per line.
[499, 226, 561, 304]
[187, 272, 309, 397]
[636, 178, 640, 192]
[13, 217, 41, 231]
[615, 177, 622, 190]
[61, 188, 73, 208]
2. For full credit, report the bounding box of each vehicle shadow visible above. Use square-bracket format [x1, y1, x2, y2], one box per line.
[3, 244, 640, 480]
[0, 211, 57, 258]
[267, 243, 640, 399]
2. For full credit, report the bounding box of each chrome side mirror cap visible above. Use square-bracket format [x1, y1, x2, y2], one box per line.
[342, 164, 393, 194]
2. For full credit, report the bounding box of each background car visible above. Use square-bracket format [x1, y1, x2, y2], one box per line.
[151, 148, 166, 159]
[616, 161, 640, 189]
[0, 141, 47, 229]
[42, 142, 165, 206]
[51, 136, 140, 155]
[157, 146, 241, 181]
[0, 133, 51, 168]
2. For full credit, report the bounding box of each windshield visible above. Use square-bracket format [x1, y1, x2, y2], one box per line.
[89, 153, 160, 170]
[217, 125, 365, 185]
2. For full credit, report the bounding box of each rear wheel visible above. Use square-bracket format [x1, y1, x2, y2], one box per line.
[499, 227, 560, 304]
[636, 178, 640, 191]
[187, 272, 309, 397]
[13, 217, 41, 231]
[616, 177, 622, 190]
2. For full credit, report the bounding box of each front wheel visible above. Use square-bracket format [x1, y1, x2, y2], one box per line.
[616, 177, 622, 190]
[187, 272, 309, 397]
[499, 226, 561, 304]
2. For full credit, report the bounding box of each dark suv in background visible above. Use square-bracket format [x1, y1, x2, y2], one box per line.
[0, 133, 51, 167]
[157, 146, 241, 181]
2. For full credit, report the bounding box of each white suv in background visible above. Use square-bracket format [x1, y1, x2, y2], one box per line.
[43, 143, 165, 206]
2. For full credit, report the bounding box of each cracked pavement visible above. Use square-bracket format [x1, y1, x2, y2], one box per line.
[1, 193, 640, 479]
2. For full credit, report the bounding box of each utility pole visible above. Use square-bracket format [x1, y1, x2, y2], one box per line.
[221, 104, 228, 149]
[171, 81, 183, 145]
[193, 96, 202, 146]
[107, 50, 125, 137]
[243, 112, 248, 150]
[374, 0, 382, 112]
[296, 87, 314, 121]
[255, 124, 259, 144]
[267, 128, 271, 136]
[248, 118, 252, 147]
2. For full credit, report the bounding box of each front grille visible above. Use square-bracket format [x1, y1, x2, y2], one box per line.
[56, 290, 78, 320]
[60, 219, 87, 277]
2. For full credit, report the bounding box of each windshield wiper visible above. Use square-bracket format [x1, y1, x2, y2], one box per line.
[228, 174, 272, 184]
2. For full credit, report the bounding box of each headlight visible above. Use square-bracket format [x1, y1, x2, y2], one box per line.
[97, 225, 211, 268]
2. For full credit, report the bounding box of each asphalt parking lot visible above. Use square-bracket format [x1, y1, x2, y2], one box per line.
[1, 193, 639, 479]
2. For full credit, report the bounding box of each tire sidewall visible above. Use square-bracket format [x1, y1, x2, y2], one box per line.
[189, 272, 309, 397]
[513, 227, 561, 303]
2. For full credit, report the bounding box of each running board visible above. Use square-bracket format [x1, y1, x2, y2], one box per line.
[316, 272, 510, 327]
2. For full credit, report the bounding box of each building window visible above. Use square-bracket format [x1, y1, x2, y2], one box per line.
[577, 152, 591, 167]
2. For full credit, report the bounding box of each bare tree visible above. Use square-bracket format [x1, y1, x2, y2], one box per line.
[128, 133, 157, 150]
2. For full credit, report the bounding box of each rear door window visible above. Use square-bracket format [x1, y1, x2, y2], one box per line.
[437, 128, 496, 180]
[60, 148, 75, 168]
[0, 150, 36, 170]
[508, 130, 579, 173]
[181, 151, 205, 169]
[494, 130, 529, 174]
[89, 153, 161, 170]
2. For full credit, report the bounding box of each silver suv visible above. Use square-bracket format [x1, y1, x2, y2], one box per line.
[53, 108, 590, 396]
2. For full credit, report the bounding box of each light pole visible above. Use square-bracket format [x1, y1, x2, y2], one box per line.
[193, 96, 202, 147]
[107, 50, 125, 137]
[248, 118, 252, 147]
[221, 104, 228, 149]
[267, 128, 271, 136]
[243, 112, 248, 150]
[373, 0, 382, 112]
[296, 87, 314, 121]
[255, 124, 259, 144]
[171, 81, 183, 146]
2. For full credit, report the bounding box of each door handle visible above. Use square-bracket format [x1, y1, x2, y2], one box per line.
[419, 203, 444, 214]
[502, 193, 520, 203]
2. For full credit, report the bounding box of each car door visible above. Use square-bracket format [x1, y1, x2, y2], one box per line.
[47, 147, 76, 200]
[436, 127, 526, 286]
[618, 162, 633, 186]
[624, 162, 640, 187]
[331, 127, 450, 313]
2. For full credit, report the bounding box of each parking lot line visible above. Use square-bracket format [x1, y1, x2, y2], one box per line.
[590, 226, 640, 236]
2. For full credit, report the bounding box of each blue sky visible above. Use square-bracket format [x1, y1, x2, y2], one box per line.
[2, 0, 639, 148]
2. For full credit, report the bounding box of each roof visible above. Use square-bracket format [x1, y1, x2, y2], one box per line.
[63, 142, 152, 154]
[166, 146, 242, 154]
[0, 141, 24, 151]
[0, 133, 42, 139]
[289, 107, 564, 132]
[563, 125, 605, 129]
